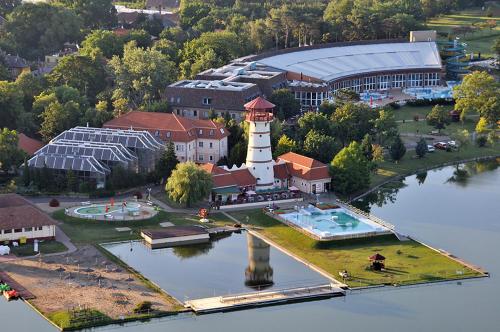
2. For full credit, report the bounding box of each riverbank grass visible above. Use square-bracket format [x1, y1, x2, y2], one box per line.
[229, 209, 482, 288]
[10, 241, 67, 257]
[53, 210, 233, 244]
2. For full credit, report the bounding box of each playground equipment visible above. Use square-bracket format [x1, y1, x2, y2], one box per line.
[439, 38, 469, 80]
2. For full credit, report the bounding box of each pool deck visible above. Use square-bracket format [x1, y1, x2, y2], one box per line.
[184, 283, 345, 313]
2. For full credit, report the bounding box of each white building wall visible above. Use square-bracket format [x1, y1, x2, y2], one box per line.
[0, 225, 56, 242]
[290, 177, 330, 194]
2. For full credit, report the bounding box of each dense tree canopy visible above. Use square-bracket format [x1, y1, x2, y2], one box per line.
[453, 71, 500, 125]
[54, 0, 116, 29]
[426, 104, 451, 132]
[0, 128, 25, 172]
[330, 141, 370, 195]
[3, 3, 82, 60]
[109, 42, 177, 110]
[269, 89, 301, 120]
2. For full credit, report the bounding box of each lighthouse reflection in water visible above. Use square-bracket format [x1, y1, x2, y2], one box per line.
[245, 233, 274, 290]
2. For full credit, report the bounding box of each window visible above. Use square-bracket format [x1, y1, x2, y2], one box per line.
[209, 130, 214, 136]
[199, 141, 204, 148]
[154, 130, 159, 137]
[4, 229, 12, 234]
[176, 145, 184, 152]
[176, 97, 180, 103]
[166, 132, 171, 138]
[199, 129, 203, 135]
[209, 142, 213, 148]
[193, 110, 198, 117]
[209, 155, 213, 161]
[24, 227, 32, 232]
[176, 109, 181, 115]
[409, 73, 423, 87]
[392, 74, 406, 88]
[364, 76, 377, 91]
[199, 155, 204, 161]
[378, 75, 390, 90]
[202, 97, 212, 105]
[170, 97, 174, 103]
[37, 226, 43, 231]
[14, 228, 22, 233]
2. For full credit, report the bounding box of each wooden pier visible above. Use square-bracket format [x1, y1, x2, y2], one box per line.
[184, 283, 345, 313]
[0, 270, 35, 300]
[207, 226, 242, 237]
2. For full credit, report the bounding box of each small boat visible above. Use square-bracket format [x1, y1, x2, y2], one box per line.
[4, 289, 19, 300]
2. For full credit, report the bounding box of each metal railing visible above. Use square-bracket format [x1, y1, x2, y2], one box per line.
[337, 200, 395, 231]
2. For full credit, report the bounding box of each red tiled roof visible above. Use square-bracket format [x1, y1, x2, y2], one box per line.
[0, 194, 57, 230]
[104, 111, 229, 142]
[273, 163, 290, 180]
[230, 168, 257, 187]
[244, 96, 275, 110]
[200, 163, 256, 189]
[18, 133, 44, 155]
[277, 152, 331, 181]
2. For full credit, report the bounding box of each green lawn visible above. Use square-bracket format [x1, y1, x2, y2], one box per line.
[53, 210, 233, 244]
[427, 7, 500, 57]
[229, 210, 482, 287]
[11, 241, 68, 257]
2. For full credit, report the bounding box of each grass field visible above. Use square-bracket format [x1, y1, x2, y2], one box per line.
[228, 210, 482, 287]
[10, 241, 67, 257]
[427, 6, 500, 57]
[53, 210, 233, 244]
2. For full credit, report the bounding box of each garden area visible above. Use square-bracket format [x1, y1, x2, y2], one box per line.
[53, 209, 233, 244]
[229, 209, 483, 287]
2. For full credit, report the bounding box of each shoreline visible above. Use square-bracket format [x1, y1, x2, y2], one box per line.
[350, 154, 500, 203]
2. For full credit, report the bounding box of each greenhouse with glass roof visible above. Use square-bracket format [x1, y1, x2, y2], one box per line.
[26, 127, 164, 188]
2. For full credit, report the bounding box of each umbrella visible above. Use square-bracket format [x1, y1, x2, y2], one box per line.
[245, 190, 256, 195]
[369, 253, 386, 261]
[289, 186, 299, 191]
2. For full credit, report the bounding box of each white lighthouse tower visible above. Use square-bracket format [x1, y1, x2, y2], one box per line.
[244, 97, 275, 190]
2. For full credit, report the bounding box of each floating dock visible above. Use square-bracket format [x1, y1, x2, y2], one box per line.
[184, 283, 345, 313]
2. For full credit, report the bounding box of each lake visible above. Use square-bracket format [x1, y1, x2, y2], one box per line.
[1, 160, 499, 331]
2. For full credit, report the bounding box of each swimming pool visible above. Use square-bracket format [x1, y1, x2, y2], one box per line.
[280, 206, 391, 240]
[403, 87, 453, 100]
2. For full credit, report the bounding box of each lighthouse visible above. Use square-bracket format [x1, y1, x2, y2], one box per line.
[244, 97, 275, 190]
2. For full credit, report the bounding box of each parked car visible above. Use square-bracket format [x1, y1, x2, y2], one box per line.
[433, 142, 448, 150]
[447, 140, 458, 148]
[427, 145, 436, 152]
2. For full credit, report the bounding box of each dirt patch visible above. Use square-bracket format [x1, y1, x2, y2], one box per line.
[0, 245, 179, 318]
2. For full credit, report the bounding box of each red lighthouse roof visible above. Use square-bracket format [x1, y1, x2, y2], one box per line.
[244, 96, 275, 110]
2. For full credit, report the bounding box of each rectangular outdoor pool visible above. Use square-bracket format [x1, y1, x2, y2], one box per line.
[279, 206, 391, 240]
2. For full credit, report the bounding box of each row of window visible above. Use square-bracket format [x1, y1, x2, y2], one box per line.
[198, 154, 215, 162]
[294, 91, 329, 107]
[1, 226, 44, 234]
[331, 72, 441, 93]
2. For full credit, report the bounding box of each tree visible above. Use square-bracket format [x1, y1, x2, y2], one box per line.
[453, 129, 470, 152]
[373, 109, 398, 145]
[165, 162, 213, 207]
[180, 31, 244, 78]
[34, 86, 89, 142]
[54, 0, 116, 29]
[389, 135, 406, 162]
[269, 89, 301, 120]
[475, 117, 489, 134]
[274, 135, 299, 158]
[426, 105, 450, 133]
[109, 42, 177, 109]
[360, 134, 373, 161]
[47, 54, 108, 102]
[0, 81, 26, 130]
[0, 0, 21, 17]
[330, 141, 370, 195]
[453, 71, 500, 125]
[4, 3, 82, 60]
[297, 111, 331, 138]
[303, 130, 339, 163]
[80, 30, 125, 59]
[415, 138, 428, 158]
[156, 142, 179, 182]
[179, 0, 211, 30]
[0, 128, 25, 172]
[331, 102, 376, 146]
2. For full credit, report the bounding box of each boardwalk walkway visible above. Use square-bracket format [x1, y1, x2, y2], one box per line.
[185, 284, 345, 313]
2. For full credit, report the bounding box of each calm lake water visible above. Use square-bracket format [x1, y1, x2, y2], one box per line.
[102, 232, 328, 300]
[1, 160, 500, 331]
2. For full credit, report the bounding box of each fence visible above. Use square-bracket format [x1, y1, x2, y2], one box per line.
[337, 200, 395, 231]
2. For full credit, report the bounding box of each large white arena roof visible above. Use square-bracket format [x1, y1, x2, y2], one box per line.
[256, 42, 442, 83]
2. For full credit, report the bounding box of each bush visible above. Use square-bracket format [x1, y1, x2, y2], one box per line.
[134, 191, 143, 199]
[133, 301, 152, 314]
[477, 136, 487, 147]
[49, 198, 60, 207]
